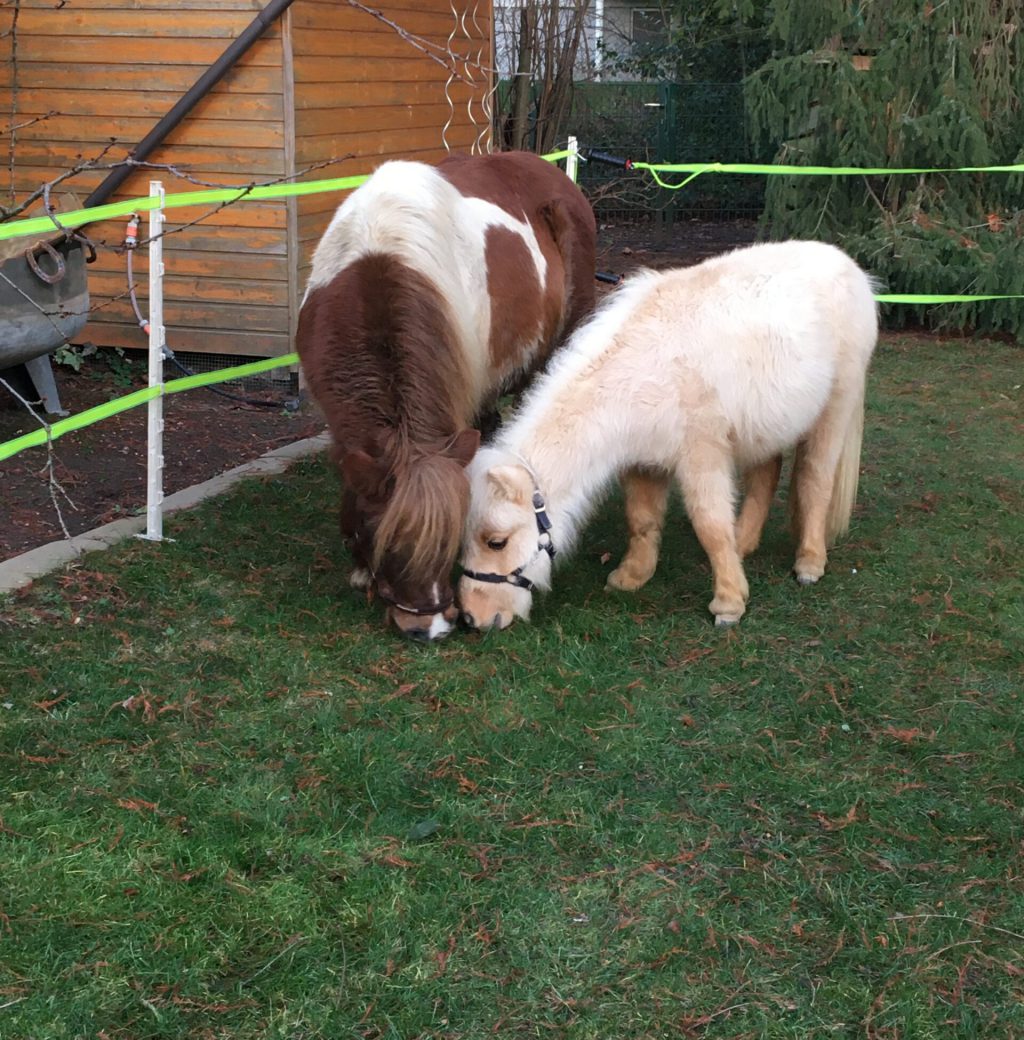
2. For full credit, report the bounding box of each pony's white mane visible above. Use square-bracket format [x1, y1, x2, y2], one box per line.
[303, 161, 550, 406]
[473, 270, 664, 557]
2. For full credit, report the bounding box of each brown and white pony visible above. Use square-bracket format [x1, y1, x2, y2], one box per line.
[296, 150, 596, 639]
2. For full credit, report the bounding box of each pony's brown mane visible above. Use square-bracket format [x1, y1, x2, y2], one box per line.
[372, 448, 470, 584]
[298, 251, 474, 585]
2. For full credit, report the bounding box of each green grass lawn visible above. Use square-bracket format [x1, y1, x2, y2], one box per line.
[1, 334, 1022, 1039]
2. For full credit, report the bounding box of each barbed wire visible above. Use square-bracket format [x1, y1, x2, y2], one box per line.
[0, 110, 58, 136]
[129, 155, 355, 250]
[345, 0, 493, 81]
[1, 141, 120, 223]
[345, 0, 495, 154]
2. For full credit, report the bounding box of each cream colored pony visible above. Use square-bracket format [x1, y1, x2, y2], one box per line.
[458, 240, 879, 630]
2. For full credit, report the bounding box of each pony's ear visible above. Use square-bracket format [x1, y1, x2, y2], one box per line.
[444, 428, 481, 468]
[486, 465, 531, 504]
[341, 449, 387, 498]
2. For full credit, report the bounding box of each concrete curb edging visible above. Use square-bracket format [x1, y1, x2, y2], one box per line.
[0, 432, 330, 595]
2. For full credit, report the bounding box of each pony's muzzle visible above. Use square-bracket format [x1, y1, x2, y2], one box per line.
[389, 603, 458, 642]
[458, 575, 532, 633]
[460, 609, 511, 632]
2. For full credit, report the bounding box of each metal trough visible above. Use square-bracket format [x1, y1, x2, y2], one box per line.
[0, 237, 91, 415]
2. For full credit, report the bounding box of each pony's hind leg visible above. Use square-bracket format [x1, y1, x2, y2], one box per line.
[735, 455, 783, 558]
[789, 385, 864, 585]
[677, 453, 749, 626]
[606, 467, 671, 592]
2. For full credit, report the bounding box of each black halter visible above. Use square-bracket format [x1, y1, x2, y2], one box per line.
[367, 569, 455, 617]
[461, 489, 556, 593]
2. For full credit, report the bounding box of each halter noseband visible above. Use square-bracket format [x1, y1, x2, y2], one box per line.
[374, 581, 455, 618]
[461, 488, 556, 593]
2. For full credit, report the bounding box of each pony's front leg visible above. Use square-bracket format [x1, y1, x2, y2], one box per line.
[735, 455, 783, 557]
[678, 459, 749, 626]
[606, 467, 670, 592]
[340, 490, 372, 590]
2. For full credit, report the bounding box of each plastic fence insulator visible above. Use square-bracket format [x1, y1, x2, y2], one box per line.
[123, 214, 140, 250]
[583, 149, 634, 170]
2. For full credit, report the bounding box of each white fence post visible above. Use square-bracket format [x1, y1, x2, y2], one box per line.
[143, 180, 165, 542]
[566, 134, 579, 183]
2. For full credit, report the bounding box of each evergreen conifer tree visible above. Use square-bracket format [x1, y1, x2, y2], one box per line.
[743, 0, 1024, 337]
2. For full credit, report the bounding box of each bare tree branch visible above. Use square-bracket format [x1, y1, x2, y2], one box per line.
[0, 375, 77, 541]
[1, 140, 120, 223]
[345, 0, 493, 81]
[0, 110, 58, 136]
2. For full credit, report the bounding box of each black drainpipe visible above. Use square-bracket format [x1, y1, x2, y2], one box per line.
[83, 0, 298, 211]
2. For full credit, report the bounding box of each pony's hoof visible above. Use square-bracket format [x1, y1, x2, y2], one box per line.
[793, 556, 825, 585]
[605, 566, 649, 592]
[349, 567, 372, 590]
[714, 613, 742, 628]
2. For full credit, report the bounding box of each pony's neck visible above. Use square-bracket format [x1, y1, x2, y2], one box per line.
[496, 400, 622, 558]
[488, 270, 659, 557]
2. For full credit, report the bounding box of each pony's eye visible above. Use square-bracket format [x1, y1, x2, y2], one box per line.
[486, 537, 508, 551]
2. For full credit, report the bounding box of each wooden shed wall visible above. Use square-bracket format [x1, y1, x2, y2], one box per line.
[0, 0, 494, 359]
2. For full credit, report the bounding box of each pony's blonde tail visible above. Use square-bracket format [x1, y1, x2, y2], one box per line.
[825, 383, 865, 545]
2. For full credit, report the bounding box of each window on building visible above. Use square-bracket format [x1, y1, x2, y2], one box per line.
[631, 8, 670, 49]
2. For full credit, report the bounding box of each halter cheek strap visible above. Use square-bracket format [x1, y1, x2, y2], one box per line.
[461, 489, 556, 593]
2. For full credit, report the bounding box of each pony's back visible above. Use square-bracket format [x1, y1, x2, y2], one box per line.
[305, 162, 465, 300]
[685, 239, 877, 356]
[646, 241, 878, 545]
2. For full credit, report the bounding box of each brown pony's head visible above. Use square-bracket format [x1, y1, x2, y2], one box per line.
[340, 429, 480, 640]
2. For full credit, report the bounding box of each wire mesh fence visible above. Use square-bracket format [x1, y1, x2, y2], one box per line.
[165, 350, 298, 393]
[569, 81, 768, 224]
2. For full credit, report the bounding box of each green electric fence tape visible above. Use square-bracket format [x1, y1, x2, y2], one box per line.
[0, 176, 373, 243]
[0, 150, 574, 243]
[0, 354, 298, 463]
[633, 160, 1024, 191]
[1, 150, 1022, 464]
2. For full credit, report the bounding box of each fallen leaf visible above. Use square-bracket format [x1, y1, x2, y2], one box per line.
[884, 726, 933, 744]
[117, 797, 158, 813]
[33, 692, 68, 711]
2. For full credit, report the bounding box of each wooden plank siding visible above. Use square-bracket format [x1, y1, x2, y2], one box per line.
[1, 0, 494, 358]
[0, 2, 289, 356]
[289, 0, 494, 301]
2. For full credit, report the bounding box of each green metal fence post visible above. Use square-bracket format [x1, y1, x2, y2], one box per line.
[657, 83, 678, 231]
